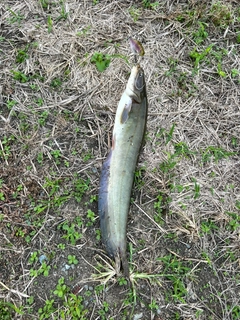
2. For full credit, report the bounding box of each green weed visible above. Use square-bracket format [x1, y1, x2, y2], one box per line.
[28, 251, 39, 265]
[235, 201, 240, 210]
[91, 52, 111, 72]
[15, 226, 26, 238]
[63, 294, 88, 319]
[159, 154, 177, 174]
[0, 192, 5, 201]
[98, 301, 109, 318]
[39, 261, 51, 276]
[230, 305, 240, 319]
[7, 9, 24, 25]
[165, 59, 198, 98]
[82, 151, 92, 162]
[29, 260, 51, 277]
[73, 177, 90, 203]
[157, 254, 190, 303]
[210, 2, 232, 27]
[154, 193, 164, 216]
[95, 284, 104, 295]
[173, 142, 195, 158]
[175, 9, 199, 25]
[148, 299, 158, 311]
[142, 0, 159, 10]
[29, 268, 38, 277]
[6, 99, 18, 109]
[236, 32, 240, 43]
[11, 70, 29, 83]
[154, 193, 170, 224]
[128, 7, 141, 22]
[165, 57, 178, 77]
[89, 194, 97, 203]
[95, 229, 101, 241]
[231, 69, 239, 78]
[39, 0, 49, 9]
[201, 252, 212, 268]
[14, 183, 25, 201]
[0, 301, 23, 319]
[189, 45, 213, 71]
[86, 209, 96, 226]
[200, 220, 218, 235]
[77, 26, 91, 36]
[33, 202, 48, 214]
[47, 15, 53, 33]
[51, 149, 61, 164]
[202, 146, 236, 163]
[226, 212, 240, 231]
[134, 167, 146, 190]
[192, 178, 200, 199]
[25, 230, 37, 244]
[57, 2, 68, 21]
[53, 277, 68, 298]
[37, 152, 43, 164]
[50, 77, 62, 88]
[211, 47, 227, 62]
[58, 243, 65, 250]
[192, 22, 208, 44]
[12, 184, 23, 199]
[44, 178, 61, 196]
[217, 62, 227, 78]
[68, 255, 78, 265]
[118, 277, 127, 286]
[36, 98, 44, 106]
[64, 160, 70, 167]
[38, 299, 55, 320]
[38, 111, 49, 126]
[166, 123, 175, 145]
[57, 219, 82, 245]
[0, 135, 15, 160]
[16, 46, 29, 63]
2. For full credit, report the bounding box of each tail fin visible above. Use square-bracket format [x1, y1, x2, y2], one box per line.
[115, 249, 129, 278]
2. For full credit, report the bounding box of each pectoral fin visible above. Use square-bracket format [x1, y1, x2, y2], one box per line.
[120, 101, 132, 124]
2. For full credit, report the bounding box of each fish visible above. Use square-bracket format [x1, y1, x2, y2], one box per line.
[98, 64, 148, 276]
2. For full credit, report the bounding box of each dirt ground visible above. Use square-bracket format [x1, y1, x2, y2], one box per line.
[0, 0, 240, 319]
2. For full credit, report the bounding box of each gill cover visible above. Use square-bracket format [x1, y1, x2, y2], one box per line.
[121, 65, 145, 124]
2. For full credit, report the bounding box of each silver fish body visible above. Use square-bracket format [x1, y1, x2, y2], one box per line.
[98, 64, 148, 276]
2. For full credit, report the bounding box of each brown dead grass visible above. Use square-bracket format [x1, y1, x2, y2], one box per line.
[0, 0, 240, 319]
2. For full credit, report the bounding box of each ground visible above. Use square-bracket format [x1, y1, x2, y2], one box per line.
[0, 0, 240, 319]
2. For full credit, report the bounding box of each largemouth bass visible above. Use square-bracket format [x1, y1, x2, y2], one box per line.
[98, 64, 148, 276]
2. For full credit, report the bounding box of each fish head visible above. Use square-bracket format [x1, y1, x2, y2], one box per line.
[125, 64, 145, 103]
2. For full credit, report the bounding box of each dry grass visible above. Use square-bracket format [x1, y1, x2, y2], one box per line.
[0, 0, 240, 319]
